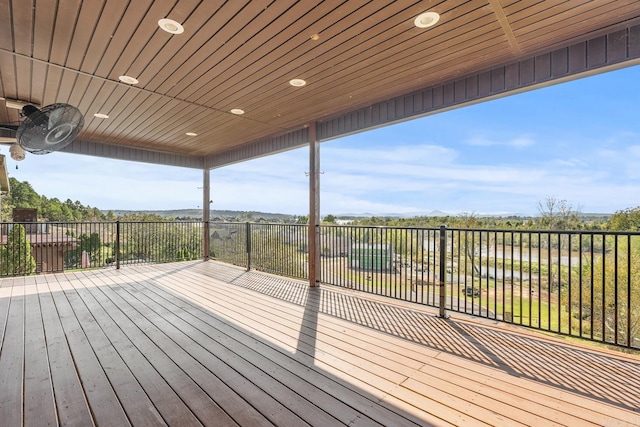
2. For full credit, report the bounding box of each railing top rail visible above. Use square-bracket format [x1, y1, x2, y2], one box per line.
[211, 221, 640, 236]
[445, 227, 640, 236]
[0, 220, 204, 225]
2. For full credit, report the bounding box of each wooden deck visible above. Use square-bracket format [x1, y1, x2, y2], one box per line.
[1, 261, 639, 426]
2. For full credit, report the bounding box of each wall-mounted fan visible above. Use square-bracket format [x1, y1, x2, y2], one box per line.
[0, 102, 85, 159]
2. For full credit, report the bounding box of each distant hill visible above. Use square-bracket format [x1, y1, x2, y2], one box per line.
[104, 209, 297, 221]
[104, 208, 612, 222]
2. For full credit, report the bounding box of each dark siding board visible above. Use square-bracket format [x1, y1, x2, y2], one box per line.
[490, 68, 505, 93]
[422, 88, 433, 111]
[505, 63, 520, 90]
[466, 75, 478, 100]
[630, 25, 640, 57]
[318, 122, 326, 140]
[349, 111, 357, 132]
[403, 95, 413, 117]
[411, 92, 423, 114]
[478, 71, 492, 97]
[379, 102, 389, 124]
[608, 29, 629, 63]
[392, 99, 405, 120]
[371, 104, 381, 127]
[206, 129, 308, 169]
[551, 48, 568, 78]
[534, 53, 551, 82]
[432, 85, 444, 108]
[62, 140, 203, 169]
[587, 35, 607, 68]
[569, 42, 587, 73]
[454, 79, 466, 104]
[443, 82, 455, 106]
[357, 109, 366, 129]
[519, 57, 535, 85]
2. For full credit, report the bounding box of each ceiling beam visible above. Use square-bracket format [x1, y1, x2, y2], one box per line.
[488, 0, 521, 56]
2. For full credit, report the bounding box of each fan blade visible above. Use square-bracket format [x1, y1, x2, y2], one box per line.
[47, 106, 64, 130]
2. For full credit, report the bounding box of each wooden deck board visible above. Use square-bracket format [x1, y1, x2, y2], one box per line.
[71, 271, 246, 427]
[121, 268, 436, 427]
[0, 279, 25, 425]
[2, 260, 640, 426]
[65, 274, 203, 427]
[23, 281, 57, 427]
[119, 284, 353, 426]
[37, 275, 95, 426]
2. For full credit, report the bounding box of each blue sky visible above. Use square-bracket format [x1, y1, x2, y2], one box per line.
[6, 64, 640, 216]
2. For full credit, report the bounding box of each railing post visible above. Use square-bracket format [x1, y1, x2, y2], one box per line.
[246, 221, 251, 271]
[203, 220, 210, 261]
[438, 225, 448, 318]
[115, 220, 120, 270]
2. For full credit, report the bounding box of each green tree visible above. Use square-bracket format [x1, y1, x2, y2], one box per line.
[608, 206, 640, 231]
[323, 214, 337, 224]
[65, 232, 104, 269]
[1, 224, 36, 276]
[9, 178, 41, 208]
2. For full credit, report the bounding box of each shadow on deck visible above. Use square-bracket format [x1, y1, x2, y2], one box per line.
[203, 262, 640, 412]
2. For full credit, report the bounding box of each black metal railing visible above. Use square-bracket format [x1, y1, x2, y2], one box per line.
[0, 221, 204, 276]
[210, 222, 640, 349]
[209, 222, 308, 279]
[4, 219, 639, 349]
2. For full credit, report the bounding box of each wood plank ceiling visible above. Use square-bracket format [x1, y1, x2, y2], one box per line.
[1, 0, 640, 169]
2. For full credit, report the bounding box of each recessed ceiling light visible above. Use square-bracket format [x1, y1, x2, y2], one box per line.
[414, 11, 440, 28]
[230, 108, 245, 115]
[158, 18, 184, 34]
[93, 113, 109, 119]
[310, 33, 320, 41]
[186, 132, 197, 136]
[118, 75, 139, 85]
[289, 78, 306, 87]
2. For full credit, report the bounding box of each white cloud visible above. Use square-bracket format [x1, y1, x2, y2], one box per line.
[466, 136, 535, 148]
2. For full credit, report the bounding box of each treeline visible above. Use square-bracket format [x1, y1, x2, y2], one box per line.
[1, 178, 107, 221]
[0, 178, 173, 222]
[343, 197, 640, 232]
[3, 178, 639, 231]
[350, 208, 640, 232]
